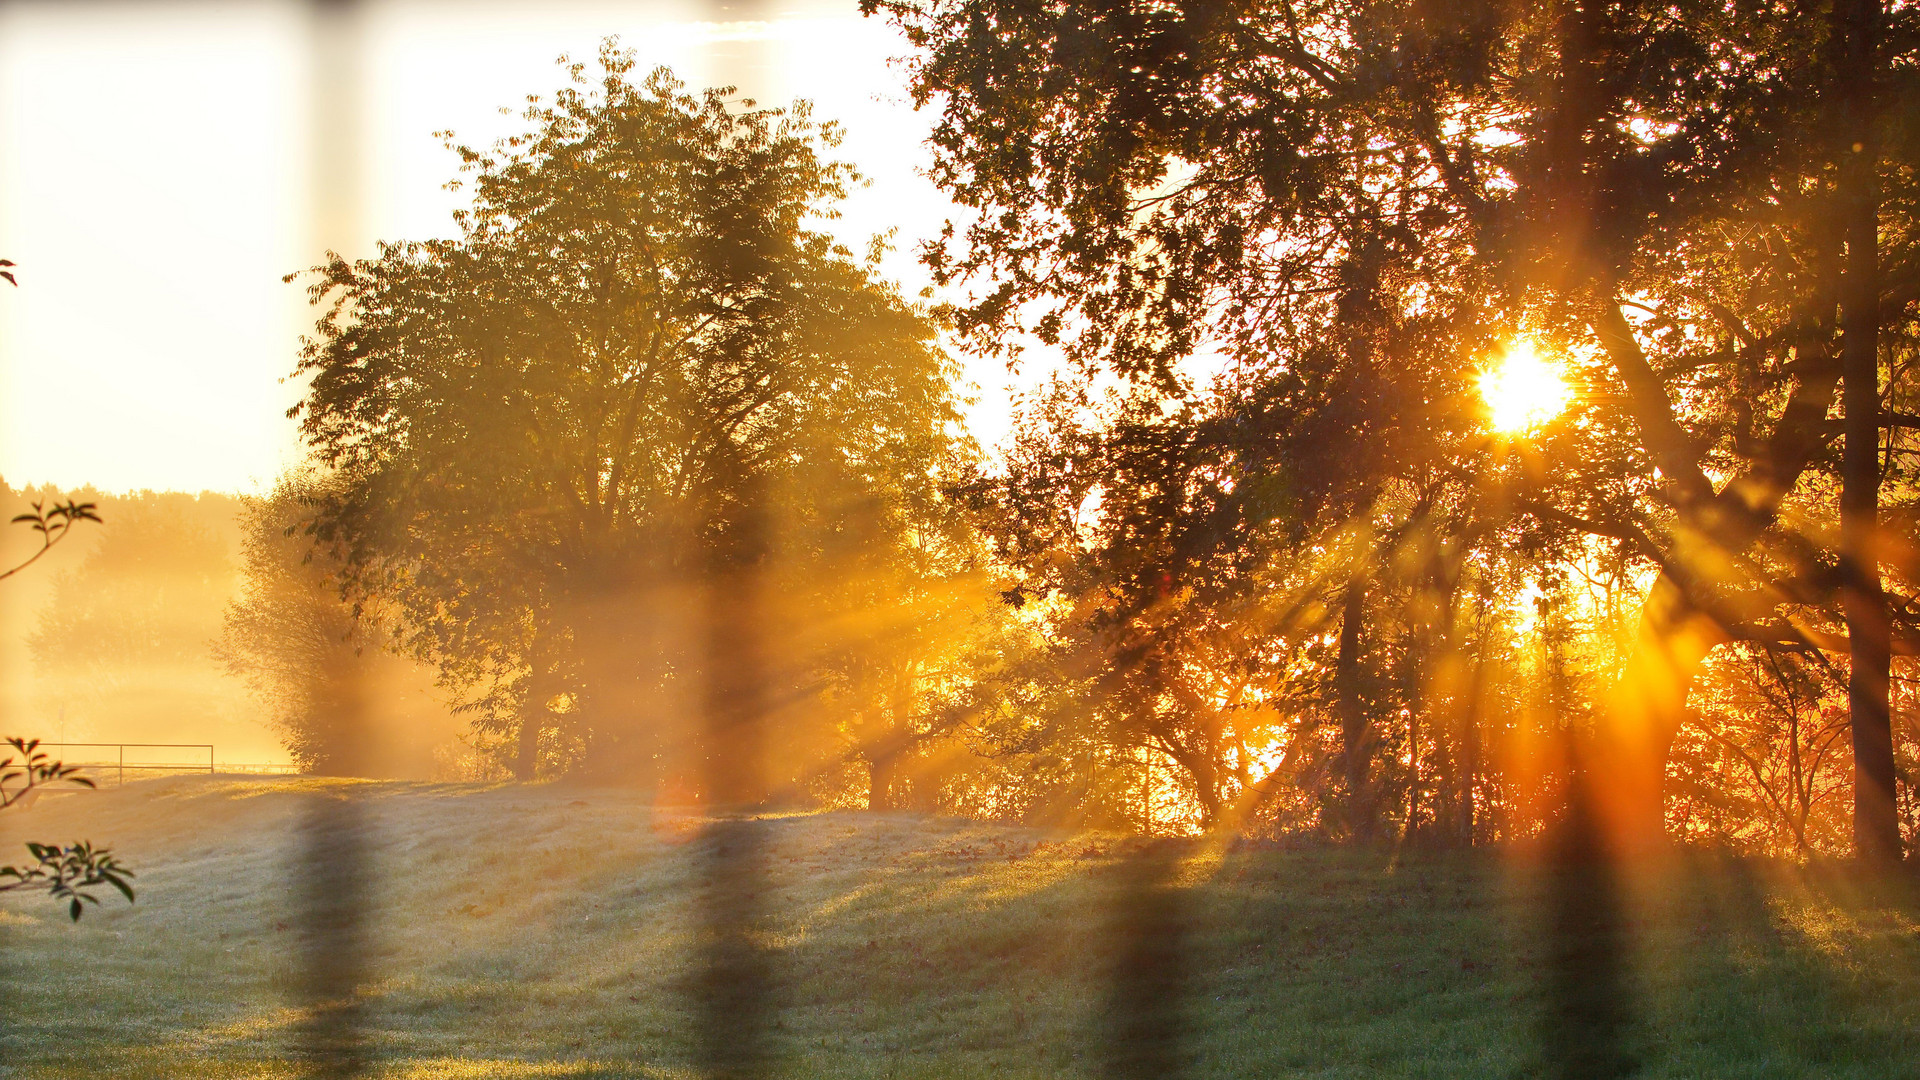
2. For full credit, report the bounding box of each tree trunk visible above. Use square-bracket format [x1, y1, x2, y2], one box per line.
[514, 705, 541, 782]
[1174, 741, 1222, 833]
[1589, 574, 1727, 852]
[514, 659, 555, 782]
[1337, 577, 1372, 837]
[868, 750, 898, 812]
[1458, 654, 1482, 845]
[1837, 0, 1901, 864]
[867, 666, 921, 813]
[1456, 593, 1495, 845]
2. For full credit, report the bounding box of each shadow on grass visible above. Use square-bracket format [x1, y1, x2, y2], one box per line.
[10, 783, 1920, 1076]
[293, 788, 371, 1076]
[1539, 794, 1636, 1080]
[1101, 838, 1191, 1080]
[690, 815, 775, 1080]
[1638, 850, 1920, 1075]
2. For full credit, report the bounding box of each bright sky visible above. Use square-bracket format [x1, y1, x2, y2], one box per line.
[0, 0, 1025, 495]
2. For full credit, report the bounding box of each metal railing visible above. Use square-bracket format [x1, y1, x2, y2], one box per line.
[37, 742, 213, 786]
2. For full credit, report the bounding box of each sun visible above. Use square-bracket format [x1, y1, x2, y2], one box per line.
[1479, 340, 1570, 433]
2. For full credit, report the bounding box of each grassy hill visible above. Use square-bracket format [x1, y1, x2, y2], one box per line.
[0, 778, 1916, 1077]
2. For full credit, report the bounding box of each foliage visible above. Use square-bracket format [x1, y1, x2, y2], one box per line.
[216, 474, 365, 770]
[217, 472, 457, 776]
[800, 508, 1025, 812]
[0, 737, 133, 921]
[1, 498, 100, 583]
[289, 44, 970, 794]
[868, 0, 1920, 850]
[0, 735, 94, 810]
[959, 362, 1556, 837]
[1676, 644, 1855, 855]
[0, 840, 135, 923]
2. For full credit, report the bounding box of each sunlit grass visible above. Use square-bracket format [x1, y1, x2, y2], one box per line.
[0, 778, 1916, 1077]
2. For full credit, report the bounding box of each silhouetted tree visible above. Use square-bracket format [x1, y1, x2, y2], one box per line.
[872, 0, 1920, 852]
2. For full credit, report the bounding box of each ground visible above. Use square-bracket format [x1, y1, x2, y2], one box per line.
[0, 777, 1916, 1077]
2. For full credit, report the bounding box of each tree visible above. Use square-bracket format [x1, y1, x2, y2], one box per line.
[0, 737, 134, 921]
[871, 0, 1920, 853]
[800, 473, 1015, 812]
[1833, 0, 1899, 862]
[218, 472, 458, 776]
[291, 45, 966, 794]
[1676, 643, 1853, 854]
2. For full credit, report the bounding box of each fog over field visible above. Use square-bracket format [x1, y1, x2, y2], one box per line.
[0, 483, 466, 774]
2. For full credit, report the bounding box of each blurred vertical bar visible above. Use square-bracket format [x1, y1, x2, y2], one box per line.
[293, 758, 372, 1074]
[1102, 839, 1189, 1080]
[1541, 762, 1634, 1080]
[308, 0, 362, 265]
[695, 457, 773, 1079]
[295, 0, 370, 1073]
[690, 9, 777, 1077]
[0, 5, 13, 1050]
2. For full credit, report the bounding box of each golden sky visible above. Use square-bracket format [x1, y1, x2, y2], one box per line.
[0, 0, 1020, 494]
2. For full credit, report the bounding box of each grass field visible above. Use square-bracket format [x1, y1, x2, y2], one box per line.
[0, 777, 1916, 1077]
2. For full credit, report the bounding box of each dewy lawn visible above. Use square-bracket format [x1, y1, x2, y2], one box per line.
[0, 777, 1916, 1078]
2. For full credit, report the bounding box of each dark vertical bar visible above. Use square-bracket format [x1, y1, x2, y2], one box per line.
[1541, 756, 1635, 1080]
[293, 786, 372, 1074]
[693, 818, 771, 1079]
[295, 2, 370, 1074]
[690, 10, 779, 1076]
[694, 457, 773, 1080]
[1101, 839, 1189, 1080]
[308, 0, 363, 262]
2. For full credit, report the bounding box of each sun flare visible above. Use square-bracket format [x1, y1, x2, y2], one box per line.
[1479, 341, 1570, 432]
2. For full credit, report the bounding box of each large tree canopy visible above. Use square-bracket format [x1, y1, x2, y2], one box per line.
[871, 0, 1920, 849]
[292, 47, 968, 793]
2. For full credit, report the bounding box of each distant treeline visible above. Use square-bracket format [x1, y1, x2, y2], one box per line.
[0, 484, 251, 758]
